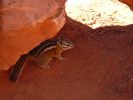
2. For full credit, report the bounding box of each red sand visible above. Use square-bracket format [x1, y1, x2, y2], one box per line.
[0, 17, 133, 100]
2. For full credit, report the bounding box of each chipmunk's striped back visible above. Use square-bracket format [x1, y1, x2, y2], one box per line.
[29, 35, 74, 57]
[29, 38, 59, 57]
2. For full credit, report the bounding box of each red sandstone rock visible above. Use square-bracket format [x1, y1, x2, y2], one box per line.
[0, 0, 66, 70]
[119, 0, 133, 10]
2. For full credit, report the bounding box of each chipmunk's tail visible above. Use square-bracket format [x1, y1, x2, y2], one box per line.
[9, 54, 28, 82]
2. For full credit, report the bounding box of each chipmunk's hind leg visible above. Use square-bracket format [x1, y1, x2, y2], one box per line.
[36, 56, 52, 70]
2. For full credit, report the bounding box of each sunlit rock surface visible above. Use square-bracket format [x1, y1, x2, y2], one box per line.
[66, 0, 133, 29]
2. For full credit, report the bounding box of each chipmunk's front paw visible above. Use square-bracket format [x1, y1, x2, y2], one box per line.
[58, 56, 64, 60]
[40, 64, 50, 70]
[56, 55, 64, 60]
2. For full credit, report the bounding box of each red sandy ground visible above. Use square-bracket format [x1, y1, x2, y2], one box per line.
[0, 16, 133, 100]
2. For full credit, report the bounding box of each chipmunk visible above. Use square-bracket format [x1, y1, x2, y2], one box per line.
[9, 35, 74, 82]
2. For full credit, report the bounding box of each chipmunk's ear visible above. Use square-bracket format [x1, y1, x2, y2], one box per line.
[57, 34, 64, 45]
[56, 41, 62, 49]
[58, 34, 64, 41]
